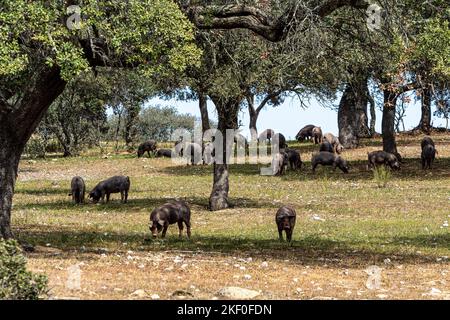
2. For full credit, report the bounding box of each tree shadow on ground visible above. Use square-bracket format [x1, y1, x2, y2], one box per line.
[17, 226, 448, 268]
[13, 196, 281, 212]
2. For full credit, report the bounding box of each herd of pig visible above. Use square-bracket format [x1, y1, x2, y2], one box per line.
[66, 125, 438, 242]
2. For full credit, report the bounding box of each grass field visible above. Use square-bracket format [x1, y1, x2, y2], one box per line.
[13, 133, 450, 300]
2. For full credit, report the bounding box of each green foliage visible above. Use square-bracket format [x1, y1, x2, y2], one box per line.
[0, 240, 48, 300]
[24, 134, 49, 159]
[39, 71, 109, 156]
[372, 166, 392, 188]
[0, 0, 201, 80]
[137, 104, 196, 142]
[412, 19, 450, 78]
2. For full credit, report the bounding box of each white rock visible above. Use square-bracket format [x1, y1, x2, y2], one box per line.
[430, 288, 442, 296]
[383, 258, 392, 265]
[243, 274, 252, 280]
[217, 287, 260, 299]
[260, 261, 269, 268]
[150, 294, 160, 300]
[130, 290, 147, 298]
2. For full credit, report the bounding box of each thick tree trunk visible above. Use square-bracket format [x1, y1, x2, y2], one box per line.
[124, 105, 140, 150]
[198, 93, 210, 133]
[249, 112, 259, 141]
[209, 96, 241, 211]
[382, 90, 398, 155]
[418, 87, 432, 134]
[0, 67, 66, 239]
[338, 74, 370, 148]
[0, 129, 20, 240]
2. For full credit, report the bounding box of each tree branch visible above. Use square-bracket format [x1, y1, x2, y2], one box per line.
[184, 0, 369, 41]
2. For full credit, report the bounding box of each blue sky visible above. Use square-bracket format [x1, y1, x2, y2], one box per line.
[147, 95, 446, 141]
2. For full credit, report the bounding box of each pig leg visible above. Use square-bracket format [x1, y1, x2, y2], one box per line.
[278, 228, 284, 242]
[161, 224, 169, 238]
[106, 193, 110, 203]
[185, 221, 191, 239]
[120, 191, 124, 203]
[286, 229, 293, 243]
[177, 221, 183, 238]
[124, 190, 128, 203]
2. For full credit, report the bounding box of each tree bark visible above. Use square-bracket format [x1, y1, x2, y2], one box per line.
[0, 128, 20, 240]
[198, 92, 210, 133]
[247, 94, 259, 141]
[368, 92, 376, 137]
[184, 1, 369, 42]
[418, 87, 432, 134]
[124, 104, 140, 150]
[0, 67, 66, 239]
[209, 96, 241, 211]
[382, 90, 398, 155]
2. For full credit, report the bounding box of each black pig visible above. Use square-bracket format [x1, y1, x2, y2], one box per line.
[89, 176, 130, 204]
[150, 200, 191, 239]
[421, 144, 436, 170]
[296, 125, 315, 142]
[287, 149, 302, 170]
[137, 140, 157, 158]
[69, 176, 85, 204]
[312, 152, 349, 173]
[275, 206, 296, 242]
[156, 149, 172, 158]
[367, 151, 400, 170]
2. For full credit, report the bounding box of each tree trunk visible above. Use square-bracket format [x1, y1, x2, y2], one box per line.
[338, 85, 359, 148]
[382, 90, 398, 155]
[248, 96, 259, 141]
[209, 96, 241, 211]
[418, 87, 432, 134]
[338, 73, 370, 148]
[0, 67, 66, 240]
[124, 105, 140, 150]
[198, 92, 210, 133]
[0, 130, 20, 240]
[368, 93, 376, 137]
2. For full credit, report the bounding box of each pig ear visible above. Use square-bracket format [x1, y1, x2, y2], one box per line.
[158, 219, 166, 226]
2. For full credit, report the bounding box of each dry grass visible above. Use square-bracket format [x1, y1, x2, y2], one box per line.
[13, 133, 450, 300]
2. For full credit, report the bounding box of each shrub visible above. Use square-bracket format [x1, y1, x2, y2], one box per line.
[0, 240, 48, 300]
[372, 166, 392, 188]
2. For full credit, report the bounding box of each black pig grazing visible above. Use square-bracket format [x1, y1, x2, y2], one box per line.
[311, 152, 349, 173]
[150, 200, 191, 239]
[320, 141, 334, 153]
[156, 149, 172, 158]
[421, 144, 436, 170]
[296, 125, 315, 142]
[287, 149, 302, 170]
[69, 176, 85, 204]
[275, 206, 296, 242]
[137, 140, 157, 158]
[89, 176, 130, 204]
[421, 136, 435, 150]
[368, 151, 400, 170]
